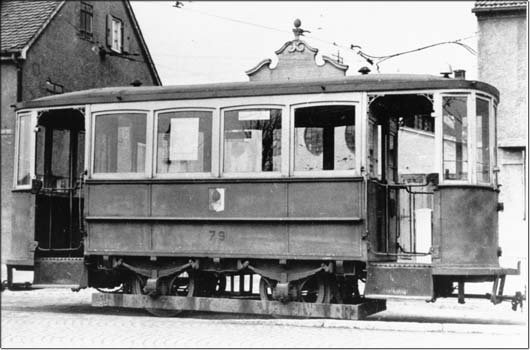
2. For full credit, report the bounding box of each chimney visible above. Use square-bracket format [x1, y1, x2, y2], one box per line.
[453, 69, 466, 79]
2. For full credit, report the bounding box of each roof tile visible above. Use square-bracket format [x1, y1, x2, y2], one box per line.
[1, 0, 63, 52]
[474, 1, 527, 10]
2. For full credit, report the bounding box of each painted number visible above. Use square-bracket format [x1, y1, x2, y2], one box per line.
[209, 230, 226, 241]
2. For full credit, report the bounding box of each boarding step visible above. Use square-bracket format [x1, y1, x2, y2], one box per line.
[33, 257, 87, 288]
[364, 262, 433, 300]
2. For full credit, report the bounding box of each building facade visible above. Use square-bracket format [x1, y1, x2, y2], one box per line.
[473, 1, 528, 276]
[1, 0, 161, 263]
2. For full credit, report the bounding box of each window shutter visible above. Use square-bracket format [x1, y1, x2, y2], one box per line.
[106, 14, 112, 47]
[123, 26, 131, 54]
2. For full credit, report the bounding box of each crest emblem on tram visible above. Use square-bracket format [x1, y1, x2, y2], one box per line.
[209, 188, 225, 212]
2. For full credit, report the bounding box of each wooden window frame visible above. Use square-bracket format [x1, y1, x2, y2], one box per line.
[290, 101, 361, 178]
[153, 108, 216, 179]
[90, 110, 152, 179]
[80, 2, 93, 40]
[220, 105, 286, 179]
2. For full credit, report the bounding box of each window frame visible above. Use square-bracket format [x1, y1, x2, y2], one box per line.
[290, 101, 361, 178]
[153, 107, 217, 179]
[90, 109, 152, 179]
[436, 91, 497, 186]
[220, 105, 286, 178]
[475, 95, 493, 185]
[110, 16, 123, 53]
[13, 111, 37, 190]
[438, 92, 472, 184]
[80, 1, 93, 40]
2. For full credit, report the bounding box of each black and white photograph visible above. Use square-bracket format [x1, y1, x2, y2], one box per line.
[0, 0, 528, 348]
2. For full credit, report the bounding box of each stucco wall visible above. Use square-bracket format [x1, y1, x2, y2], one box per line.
[22, 0, 158, 101]
[477, 12, 527, 147]
[1, 63, 18, 262]
[476, 9, 527, 290]
[398, 128, 435, 175]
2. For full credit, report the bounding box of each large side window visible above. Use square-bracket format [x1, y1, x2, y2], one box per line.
[93, 112, 146, 174]
[156, 110, 212, 174]
[223, 108, 282, 174]
[442, 96, 468, 181]
[294, 105, 355, 172]
[476, 98, 491, 183]
[16, 114, 33, 186]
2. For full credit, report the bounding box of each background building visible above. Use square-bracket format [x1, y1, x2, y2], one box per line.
[473, 0, 528, 285]
[1, 0, 161, 264]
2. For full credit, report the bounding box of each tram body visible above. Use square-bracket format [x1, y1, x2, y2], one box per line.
[8, 74, 522, 315]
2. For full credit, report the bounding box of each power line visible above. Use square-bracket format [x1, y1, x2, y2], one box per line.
[172, 2, 477, 71]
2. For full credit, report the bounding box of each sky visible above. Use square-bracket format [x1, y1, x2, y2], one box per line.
[130, 1, 479, 86]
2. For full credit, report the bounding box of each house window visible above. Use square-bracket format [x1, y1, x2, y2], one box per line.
[111, 17, 123, 53]
[80, 2, 93, 39]
[93, 113, 146, 174]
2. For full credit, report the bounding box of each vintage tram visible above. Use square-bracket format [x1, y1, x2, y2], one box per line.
[6, 24, 524, 318]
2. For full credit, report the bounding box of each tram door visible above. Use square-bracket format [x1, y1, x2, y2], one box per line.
[33, 109, 85, 258]
[367, 105, 399, 256]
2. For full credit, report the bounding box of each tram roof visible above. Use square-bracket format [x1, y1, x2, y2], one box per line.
[16, 74, 499, 110]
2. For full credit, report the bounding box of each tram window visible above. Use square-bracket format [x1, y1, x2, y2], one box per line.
[51, 130, 71, 185]
[16, 114, 32, 186]
[294, 105, 355, 172]
[156, 111, 212, 174]
[476, 98, 490, 183]
[442, 97, 468, 181]
[223, 109, 281, 173]
[367, 119, 381, 178]
[93, 113, 146, 174]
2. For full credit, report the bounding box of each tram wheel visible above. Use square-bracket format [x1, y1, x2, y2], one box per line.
[168, 271, 196, 297]
[129, 272, 196, 317]
[259, 277, 276, 301]
[298, 274, 330, 304]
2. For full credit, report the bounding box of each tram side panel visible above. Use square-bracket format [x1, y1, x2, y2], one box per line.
[8, 192, 36, 266]
[432, 185, 500, 269]
[85, 179, 366, 260]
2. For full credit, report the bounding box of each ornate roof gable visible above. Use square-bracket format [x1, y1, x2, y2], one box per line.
[246, 19, 348, 81]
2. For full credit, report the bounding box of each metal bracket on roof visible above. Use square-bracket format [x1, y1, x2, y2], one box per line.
[72, 107, 85, 115]
[367, 94, 383, 107]
[418, 93, 434, 105]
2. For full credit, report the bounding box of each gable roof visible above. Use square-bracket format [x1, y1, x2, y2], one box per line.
[0, 0, 160, 85]
[123, 0, 161, 85]
[1, 0, 64, 54]
[473, 1, 527, 13]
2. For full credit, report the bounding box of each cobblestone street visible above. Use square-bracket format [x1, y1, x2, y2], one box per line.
[1, 286, 527, 348]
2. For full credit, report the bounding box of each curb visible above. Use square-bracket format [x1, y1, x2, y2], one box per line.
[197, 317, 527, 335]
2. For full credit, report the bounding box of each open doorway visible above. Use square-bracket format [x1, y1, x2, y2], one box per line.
[368, 94, 435, 259]
[34, 108, 85, 258]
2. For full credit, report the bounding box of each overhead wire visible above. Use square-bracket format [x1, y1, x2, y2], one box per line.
[172, 1, 477, 71]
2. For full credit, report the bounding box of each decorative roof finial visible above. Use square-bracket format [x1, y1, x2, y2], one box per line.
[293, 18, 310, 40]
